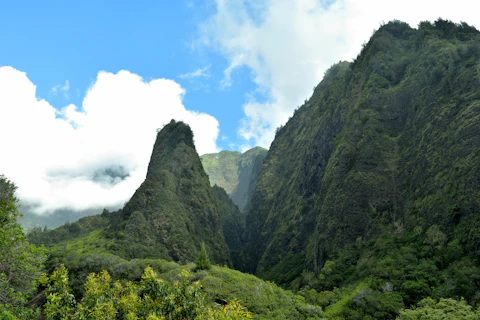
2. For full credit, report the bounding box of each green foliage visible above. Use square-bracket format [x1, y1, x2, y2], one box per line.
[40, 264, 77, 319]
[206, 299, 253, 320]
[0, 175, 46, 319]
[41, 264, 253, 319]
[195, 242, 212, 271]
[318, 280, 403, 320]
[39, 238, 315, 320]
[44, 239, 179, 298]
[140, 267, 207, 319]
[27, 211, 111, 247]
[0, 309, 18, 320]
[295, 228, 480, 317]
[400, 297, 480, 319]
[200, 266, 322, 319]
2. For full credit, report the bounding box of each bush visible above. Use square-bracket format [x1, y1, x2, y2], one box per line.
[41, 265, 252, 319]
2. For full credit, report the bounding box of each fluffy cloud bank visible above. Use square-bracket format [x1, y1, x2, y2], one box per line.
[201, 0, 480, 148]
[0, 66, 219, 214]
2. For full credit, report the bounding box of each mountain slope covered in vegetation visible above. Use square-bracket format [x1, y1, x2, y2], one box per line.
[240, 20, 480, 316]
[110, 120, 231, 264]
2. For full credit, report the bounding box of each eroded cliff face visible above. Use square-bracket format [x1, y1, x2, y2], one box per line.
[242, 21, 480, 284]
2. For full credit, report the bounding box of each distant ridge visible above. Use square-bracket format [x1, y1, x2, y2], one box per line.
[201, 147, 267, 211]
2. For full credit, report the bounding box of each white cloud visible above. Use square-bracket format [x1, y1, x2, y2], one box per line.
[0, 66, 219, 215]
[201, 0, 480, 148]
[178, 65, 211, 79]
[50, 80, 70, 99]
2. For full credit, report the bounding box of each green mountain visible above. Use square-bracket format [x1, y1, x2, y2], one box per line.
[201, 147, 267, 211]
[30, 120, 232, 266]
[242, 19, 480, 303]
[112, 120, 231, 264]
[23, 121, 319, 318]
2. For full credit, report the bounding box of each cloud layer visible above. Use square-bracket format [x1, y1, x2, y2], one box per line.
[201, 0, 480, 149]
[178, 65, 211, 79]
[0, 66, 219, 214]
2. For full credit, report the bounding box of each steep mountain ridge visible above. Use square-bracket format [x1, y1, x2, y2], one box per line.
[242, 20, 480, 286]
[111, 120, 230, 264]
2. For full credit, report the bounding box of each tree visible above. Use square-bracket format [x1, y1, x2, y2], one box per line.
[41, 265, 252, 319]
[0, 175, 47, 319]
[195, 241, 211, 271]
[399, 297, 479, 319]
[40, 264, 77, 320]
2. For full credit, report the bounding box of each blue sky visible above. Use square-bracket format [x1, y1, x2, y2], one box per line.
[1, 0, 479, 216]
[0, 1, 253, 151]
